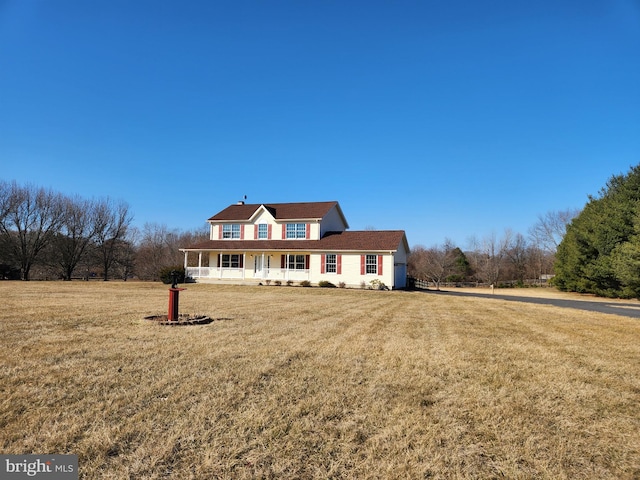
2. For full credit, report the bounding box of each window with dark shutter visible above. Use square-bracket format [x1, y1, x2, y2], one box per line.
[325, 254, 336, 273]
[366, 255, 377, 274]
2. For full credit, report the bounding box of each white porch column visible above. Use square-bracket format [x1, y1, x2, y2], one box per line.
[285, 253, 289, 281]
[242, 253, 246, 280]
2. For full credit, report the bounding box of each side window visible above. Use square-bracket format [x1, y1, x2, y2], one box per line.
[325, 254, 337, 273]
[366, 254, 377, 274]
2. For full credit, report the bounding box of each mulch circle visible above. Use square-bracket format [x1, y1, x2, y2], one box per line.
[143, 314, 213, 326]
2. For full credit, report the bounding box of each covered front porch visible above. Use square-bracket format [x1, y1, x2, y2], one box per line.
[183, 250, 311, 283]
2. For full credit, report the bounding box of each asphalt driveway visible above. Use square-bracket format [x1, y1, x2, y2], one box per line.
[427, 289, 640, 319]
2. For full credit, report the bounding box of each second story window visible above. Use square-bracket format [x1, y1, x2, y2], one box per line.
[286, 223, 307, 239]
[222, 224, 241, 239]
[258, 224, 268, 239]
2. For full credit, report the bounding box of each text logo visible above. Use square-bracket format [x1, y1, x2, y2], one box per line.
[1, 455, 78, 479]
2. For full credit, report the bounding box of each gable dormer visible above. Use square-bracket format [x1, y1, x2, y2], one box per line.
[249, 205, 276, 240]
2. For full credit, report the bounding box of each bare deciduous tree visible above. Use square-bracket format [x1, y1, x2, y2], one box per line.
[467, 231, 511, 285]
[113, 238, 137, 281]
[408, 239, 458, 289]
[408, 244, 428, 280]
[135, 223, 209, 280]
[135, 223, 178, 281]
[52, 196, 100, 280]
[529, 208, 580, 253]
[93, 198, 133, 281]
[0, 181, 13, 223]
[0, 182, 65, 280]
[504, 230, 529, 284]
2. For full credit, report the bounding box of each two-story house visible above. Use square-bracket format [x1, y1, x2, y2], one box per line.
[180, 201, 409, 289]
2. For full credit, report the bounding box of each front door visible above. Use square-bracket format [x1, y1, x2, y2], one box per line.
[254, 255, 263, 278]
[254, 255, 270, 278]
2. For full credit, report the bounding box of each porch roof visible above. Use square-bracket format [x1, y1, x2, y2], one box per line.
[182, 230, 408, 253]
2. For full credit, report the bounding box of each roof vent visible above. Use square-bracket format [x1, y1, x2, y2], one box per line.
[237, 195, 247, 205]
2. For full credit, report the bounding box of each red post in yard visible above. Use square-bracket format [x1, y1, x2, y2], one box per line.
[168, 270, 186, 321]
[168, 288, 179, 321]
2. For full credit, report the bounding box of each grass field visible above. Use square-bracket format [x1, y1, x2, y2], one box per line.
[1, 282, 639, 479]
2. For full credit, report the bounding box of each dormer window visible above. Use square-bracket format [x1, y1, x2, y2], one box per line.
[257, 224, 268, 239]
[222, 224, 241, 239]
[286, 223, 307, 239]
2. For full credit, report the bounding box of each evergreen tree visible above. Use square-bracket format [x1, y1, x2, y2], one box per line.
[555, 164, 640, 297]
[446, 247, 473, 282]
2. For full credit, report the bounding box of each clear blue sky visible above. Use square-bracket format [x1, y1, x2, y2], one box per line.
[1, 1, 639, 248]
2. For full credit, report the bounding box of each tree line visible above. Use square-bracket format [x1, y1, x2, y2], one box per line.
[7, 164, 638, 294]
[0, 180, 208, 281]
[407, 210, 579, 289]
[409, 163, 640, 299]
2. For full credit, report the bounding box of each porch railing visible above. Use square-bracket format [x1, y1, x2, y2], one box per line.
[186, 267, 309, 281]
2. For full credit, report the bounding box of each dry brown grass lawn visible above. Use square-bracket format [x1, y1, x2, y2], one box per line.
[1, 282, 639, 479]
